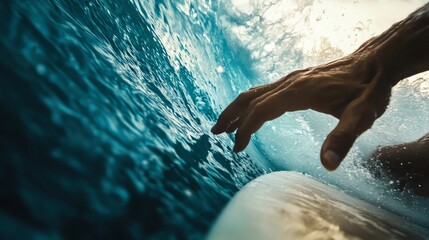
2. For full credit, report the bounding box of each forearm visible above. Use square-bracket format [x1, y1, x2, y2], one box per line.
[357, 3, 429, 86]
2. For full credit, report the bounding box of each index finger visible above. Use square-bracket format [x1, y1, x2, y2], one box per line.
[211, 83, 278, 134]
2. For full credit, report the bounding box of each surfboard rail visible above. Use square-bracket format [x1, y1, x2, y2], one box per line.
[208, 171, 428, 240]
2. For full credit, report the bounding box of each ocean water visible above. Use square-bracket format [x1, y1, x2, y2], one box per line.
[0, 0, 428, 239]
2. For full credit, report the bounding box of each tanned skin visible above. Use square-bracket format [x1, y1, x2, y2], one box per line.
[211, 4, 429, 193]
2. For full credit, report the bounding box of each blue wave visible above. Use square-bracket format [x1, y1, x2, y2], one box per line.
[0, 0, 266, 238]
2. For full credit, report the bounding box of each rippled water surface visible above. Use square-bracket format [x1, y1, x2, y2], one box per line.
[1, 0, 428, 239]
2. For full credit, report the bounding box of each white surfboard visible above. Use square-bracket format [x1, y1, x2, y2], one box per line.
[208, 171, 428, 240]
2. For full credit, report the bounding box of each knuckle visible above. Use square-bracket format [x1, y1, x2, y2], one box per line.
[236, 92, 250, 102]
[248, 99, 258, 109]
[249, 101, 265, 116]
[254, 102, 263, 112]
[331, 130, 357, 147]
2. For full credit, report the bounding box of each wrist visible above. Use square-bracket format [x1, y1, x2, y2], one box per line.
[357, 3, 429, 87]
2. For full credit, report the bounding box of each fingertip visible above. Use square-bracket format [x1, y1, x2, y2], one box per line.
[233, 139, 245, 152]
[233, 142, 247, 152]
[233, 144, 240, 152]
[321, 125, 357, 171]
[211, 124, 222, 134]
[321, 150, 342, 172]
[233, 132, 250, 152]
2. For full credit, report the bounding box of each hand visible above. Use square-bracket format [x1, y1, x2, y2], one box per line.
[212, 51, 392, 171]
[372, 133, 429, 177]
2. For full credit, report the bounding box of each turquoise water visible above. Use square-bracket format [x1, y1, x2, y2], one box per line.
[0, 0, 428, 239]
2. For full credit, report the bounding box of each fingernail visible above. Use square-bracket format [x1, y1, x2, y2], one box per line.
[323, 150, 341, 171]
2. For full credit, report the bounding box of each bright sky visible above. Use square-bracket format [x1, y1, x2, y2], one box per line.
[230, 0, 425, 52]
[222, 0, 427, 81]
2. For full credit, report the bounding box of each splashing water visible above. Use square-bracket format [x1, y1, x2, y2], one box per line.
[0, 0, 428, 239]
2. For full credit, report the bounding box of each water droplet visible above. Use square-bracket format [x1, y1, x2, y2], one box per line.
[216, 66, 225, 73]
[36, 64, 47, 75]
[184, 189, 192, 197]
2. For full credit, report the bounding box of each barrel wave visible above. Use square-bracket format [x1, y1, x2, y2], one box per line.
[0, 0, 428, 239]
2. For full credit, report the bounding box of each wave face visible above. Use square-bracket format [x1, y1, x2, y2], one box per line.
[0, 0, 266, 238]
[0, 0, 428, 239]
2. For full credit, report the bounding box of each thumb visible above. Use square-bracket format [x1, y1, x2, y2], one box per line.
[321, 126, 358, 171]
[320, 101, 378, 171]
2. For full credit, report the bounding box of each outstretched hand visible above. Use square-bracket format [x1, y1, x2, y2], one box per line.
[212, 51, 392, 171]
